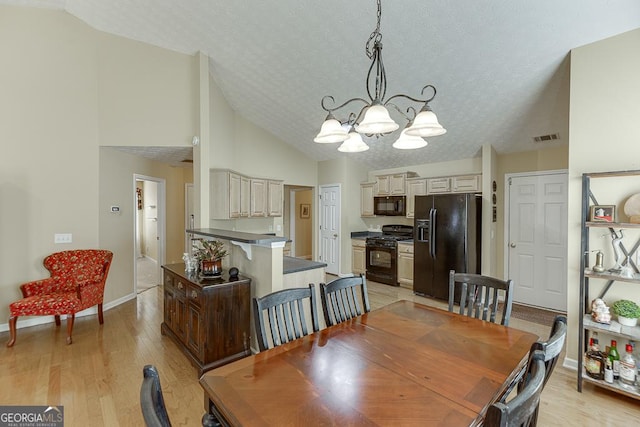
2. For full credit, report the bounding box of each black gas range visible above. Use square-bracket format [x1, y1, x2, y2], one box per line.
[365, 224, 413, 286]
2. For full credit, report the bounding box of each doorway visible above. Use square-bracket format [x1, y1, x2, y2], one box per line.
[286, 187, 314, 259]
[505, 170, 568, 311]
[134, 175, 166, 294]
[319, 184, 341, 275]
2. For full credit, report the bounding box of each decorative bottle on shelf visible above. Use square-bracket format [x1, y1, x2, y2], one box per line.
[609, 340, 621, 381]
[605, 358, 614, 383]
[620, 343, 637, 387]
[584, 338, 605, 380]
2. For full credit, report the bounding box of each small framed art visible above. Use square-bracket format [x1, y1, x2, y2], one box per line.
[589, 205, 615, 222]
[300, 204, 310, 219]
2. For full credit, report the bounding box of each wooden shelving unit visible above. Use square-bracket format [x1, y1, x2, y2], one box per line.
[578, 170, 640, 399]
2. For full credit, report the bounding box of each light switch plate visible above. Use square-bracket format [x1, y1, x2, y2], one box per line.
[54, 233, 72, 244]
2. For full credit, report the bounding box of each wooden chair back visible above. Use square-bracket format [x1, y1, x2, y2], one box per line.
[320, 275, 371, 327]
[448, 270, 514, 326]
[140, 365, 172, 427]
[519, 315, 567, 392]
[484, 350, 546, 427]
[253, 284, 319, 351]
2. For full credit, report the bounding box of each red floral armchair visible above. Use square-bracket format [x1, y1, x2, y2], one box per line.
[7, 249, 113, 347]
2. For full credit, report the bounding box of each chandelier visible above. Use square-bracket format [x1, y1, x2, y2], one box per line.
[314, 0, 446, 152]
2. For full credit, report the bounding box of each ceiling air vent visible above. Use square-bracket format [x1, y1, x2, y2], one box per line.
[533, 133, 560, 143]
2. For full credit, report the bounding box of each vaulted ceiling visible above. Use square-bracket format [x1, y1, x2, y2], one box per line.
[4, 0, 640, 169]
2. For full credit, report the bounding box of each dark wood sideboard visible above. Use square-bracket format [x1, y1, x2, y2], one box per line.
[161, 263, 251, 376]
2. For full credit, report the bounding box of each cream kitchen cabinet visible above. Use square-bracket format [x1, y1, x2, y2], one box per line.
[250, 178, 267, 217]
[375, 172, 417, 196]
[361, 182, 376, 217]
[406, 178, 427, 218]
[267, 180, 284, 217]
[352, 239, 366, 275]
[452, 175, 481, 193]
[210, 169, 250, 219]
[397, 242, 414, 289]
[427, 174, 481, 194]
[427, 177, 451, 194]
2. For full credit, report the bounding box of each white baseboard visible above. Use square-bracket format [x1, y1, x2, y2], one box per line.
[563, 357, 578, 371]
[0, 292, 137, 333]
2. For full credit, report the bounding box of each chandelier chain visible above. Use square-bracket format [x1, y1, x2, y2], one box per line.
[365, 0, 382, 60]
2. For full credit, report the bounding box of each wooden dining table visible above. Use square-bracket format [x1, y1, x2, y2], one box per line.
[199, 300, 539, 426]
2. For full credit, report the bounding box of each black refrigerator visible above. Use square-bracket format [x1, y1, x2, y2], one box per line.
[413, 193, 482, 301]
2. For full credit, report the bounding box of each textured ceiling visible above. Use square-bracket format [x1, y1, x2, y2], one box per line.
[4, 0, 640, 170]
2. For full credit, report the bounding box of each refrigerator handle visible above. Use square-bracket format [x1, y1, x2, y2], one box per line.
[429, 208, 436, 258]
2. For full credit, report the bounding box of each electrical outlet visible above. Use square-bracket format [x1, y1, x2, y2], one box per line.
[54, 233, 72, 244]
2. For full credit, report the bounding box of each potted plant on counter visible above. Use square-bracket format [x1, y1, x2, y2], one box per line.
[611, 299, 640, 327]
[193, 238, 228, 277]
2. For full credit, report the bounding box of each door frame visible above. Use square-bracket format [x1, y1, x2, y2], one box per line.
[503, 169, 568, 306]
[133, 174, 166, 294]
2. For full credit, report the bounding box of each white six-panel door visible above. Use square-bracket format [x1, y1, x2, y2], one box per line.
[506, 171, 568, 311]
[319, 185, 340, 275]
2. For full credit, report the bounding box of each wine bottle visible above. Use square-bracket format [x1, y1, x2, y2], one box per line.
[609, 340, 621, 381]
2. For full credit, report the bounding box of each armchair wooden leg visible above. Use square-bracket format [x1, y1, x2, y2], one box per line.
[6, 316, 17, 347]
[66, 314, 75, 345]
[55, 315, 61, 326]
[98, 303, 104, 325]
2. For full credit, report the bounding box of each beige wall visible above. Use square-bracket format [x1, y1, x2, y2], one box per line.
[99, 148, 192, 303]
[0, 6, 196, 328]
[566, 28, 640, 363]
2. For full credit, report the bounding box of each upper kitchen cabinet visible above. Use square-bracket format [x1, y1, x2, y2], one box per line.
[452, 175, 481, 193]
[375, 172, 418, 196]
[406, 178, 427, 218]
[211, 169, 250, 219]
[361, 182, 377, 217]
[250, 178, 267, 217]
[267, 180, 284, 217]
[211, 169, 283, 219]
[427, 174, 481, 194]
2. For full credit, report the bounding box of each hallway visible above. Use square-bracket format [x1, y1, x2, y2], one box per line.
[137, 256, 158, 293]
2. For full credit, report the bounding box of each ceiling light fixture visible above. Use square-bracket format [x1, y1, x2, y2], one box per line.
[314, 0, 446, 150]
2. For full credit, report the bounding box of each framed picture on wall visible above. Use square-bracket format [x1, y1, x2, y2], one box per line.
[300, 204, 310, 219]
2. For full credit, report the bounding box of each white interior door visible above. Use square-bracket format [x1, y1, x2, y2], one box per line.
[319, 185, 340, 275]
[506, 171, 568, 311]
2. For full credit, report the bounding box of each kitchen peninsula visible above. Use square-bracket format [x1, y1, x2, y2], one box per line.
[187, 228, 327, 331]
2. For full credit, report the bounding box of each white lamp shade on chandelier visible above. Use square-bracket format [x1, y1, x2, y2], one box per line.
[314, 116, 349, 143]
[338, 131, 370, 152]
[392, 128, 428, 149]
[355, 104, 399, 135]
[405, 107, 447, 138]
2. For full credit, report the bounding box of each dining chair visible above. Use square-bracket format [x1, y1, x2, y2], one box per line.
[519, 315, 567, 391]
[253, 284, 319, 351]
[484, 350, 546, 427]
[320, 274, 371, 327]
[140, 365, 172, 427]
[448, 270, 514, 326]
[501, 315, 567, 405]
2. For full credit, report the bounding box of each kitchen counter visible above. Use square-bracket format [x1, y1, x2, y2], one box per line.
[351, 231, 382, 240]
[187, 228, 287, 245]
[283, 256, 327, 274]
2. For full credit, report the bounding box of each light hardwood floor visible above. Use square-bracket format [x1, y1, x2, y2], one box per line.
[1, 278, 639, 426]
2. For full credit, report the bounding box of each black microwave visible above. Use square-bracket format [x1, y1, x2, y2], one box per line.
[374, 196, 406, 216]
